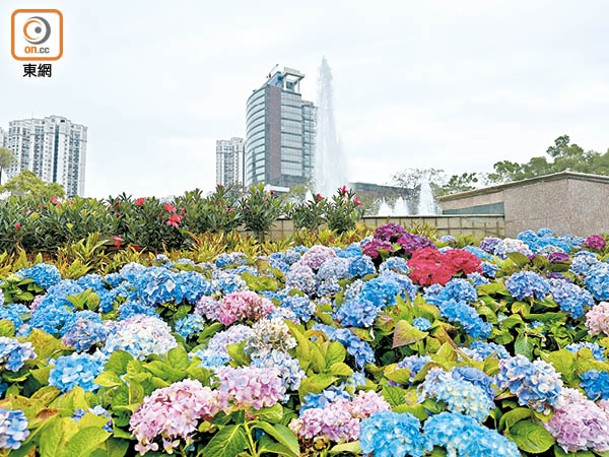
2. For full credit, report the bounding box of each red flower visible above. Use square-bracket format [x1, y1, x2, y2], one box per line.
[353, 197, 363, 206]
[134, 197, 145, 207]
[50, 196, 59, 205]
[15, 223, 21, 230]
[338, 185, 348, 195]
[316, 193, 324, 202]
[444, 249, 482, 275]
[166, 213, 184, 228]
[132, 245, 141, 251]
[269, 190, 275, 196]
[164, 203, 176, 213]
[113, 235, 123, 249]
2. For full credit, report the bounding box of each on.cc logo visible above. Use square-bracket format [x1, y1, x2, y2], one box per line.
[23, 16, 52, 45]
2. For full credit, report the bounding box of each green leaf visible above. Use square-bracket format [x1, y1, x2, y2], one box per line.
[167, 346, 189, 371]
[498, 408, 533, 432]
[514, 335, 534, 359]
[251, 422, 300, 457]
[328, 362, 353, 377]
[201, 424, 248, 457]
[39, 417, 77, 457]
[226, 341, 250, 366]
[508, 420, 555, 453]
[329, 441, 361, 454]
[298, 374, 336, 398]
[256, 403, 283, 423]
[61, 427, 111, 457]
[381, 386, 405, 407]
[393, 319, 428, 348]
[104, 351, 133, 375]
[325, 341, 346, 366]
[541, 350, 577, 384]
[94, 371, 123, 388]
[0, 319, 15, 337]
[508, 252, 531, 267]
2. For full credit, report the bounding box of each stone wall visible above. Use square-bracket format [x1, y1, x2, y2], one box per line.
[265, 215, 505, 240]
[438, 172, 609, 237]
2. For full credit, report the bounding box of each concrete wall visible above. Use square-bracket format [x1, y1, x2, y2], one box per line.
[261, 215, 505, 240]
[439, 173, 609, 237]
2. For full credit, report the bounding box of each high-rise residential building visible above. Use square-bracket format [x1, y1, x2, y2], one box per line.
[245, 67, 316, 188]
[216, 137, 245, 187]
[5, 116, 87, 196]
[0, 127, 5, 148]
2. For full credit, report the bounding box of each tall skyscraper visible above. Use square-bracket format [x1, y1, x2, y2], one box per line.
[245, 67, 316, 188]
[5, 116, 87, 196]
[216, 137, 245, 187]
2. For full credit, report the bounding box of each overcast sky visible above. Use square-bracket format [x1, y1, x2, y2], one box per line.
[1, 0, 609, 198]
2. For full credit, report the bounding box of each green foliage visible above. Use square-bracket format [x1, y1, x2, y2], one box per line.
[0, 170, 65, 199]
[238, 184, 286, 240]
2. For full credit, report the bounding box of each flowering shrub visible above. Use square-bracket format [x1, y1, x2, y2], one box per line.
[0, 224, 608, 456]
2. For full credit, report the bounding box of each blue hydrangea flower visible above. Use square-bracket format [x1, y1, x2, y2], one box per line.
[420, 368, 495, 422]
[396, 355, 431, 383]
[174, 313, 206, 339]
[16, 264, 61, 289]
[0, 409, 30, 450]
[570, 251, 599, 276]
[438, 299, 492, 339]
[193, 324, 253, 369]
[379, 271, 418, 302]
[347, 256, 376, 278]
[360, 411, 431, 457]
[583, 263, 609, 301]
[118, 300, 157, 320]
[424, 412, 520, 457]
[580, 370, 609, 400]
[413, 317, 432, 332]
[49, 352, 105, 392]
[336, 243, 363, 259]
[61, 314, 108, 352]
[464, 341, 510, 360]
[277, 293, 316, 322]
[467, 272, 489, 287]
[0, 337, 36, 371]
[301, 385, 351, 411]
[565, 342, 606, 361]
[316, 258, 350, 282]
[549, 278, 594, 318]
[497, 355, 562, 412]
[379, 257, 409, 275]
[250, 349, 304, 391]
[285, 265, 316, 296]
[481, 261, 499, 278]
[505, 271, 550, 301]
[451, 366, 495, 401]
[425, 279, 477, 305]
[0, 303, 29, 331]
[313, 323, 375, 369]
[463, 246, 492, 260]
[335, 298, 378, 328]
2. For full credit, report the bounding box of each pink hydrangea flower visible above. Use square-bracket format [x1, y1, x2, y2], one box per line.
[544, 388, 609, 452]
[217, 366, 285, 410]
[217, 291, 275, 325]
[130, 379, 225, 455]
[294, 245, 337, 270]
[585, 302, 609, 336]
[290, 391, 390, 444]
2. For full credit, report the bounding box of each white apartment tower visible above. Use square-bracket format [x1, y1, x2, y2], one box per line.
[5, 116, 87, 196]
[216, 137, 245, 187]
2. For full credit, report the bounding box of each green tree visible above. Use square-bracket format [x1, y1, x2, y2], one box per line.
[0, 148, 16, 186]
[439, 172, 480, 195]
[0, 170, 65, 199]
[488, 135, 607, 183]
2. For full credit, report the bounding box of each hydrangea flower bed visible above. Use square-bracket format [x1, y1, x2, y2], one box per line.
[0, 226, 608, 456]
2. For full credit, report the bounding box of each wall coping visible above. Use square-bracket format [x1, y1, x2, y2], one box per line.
[438, 171, 609, 202]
